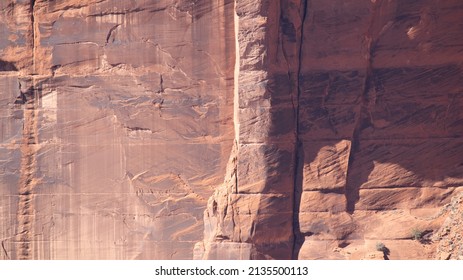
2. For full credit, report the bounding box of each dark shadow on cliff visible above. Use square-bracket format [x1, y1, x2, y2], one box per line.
[292, 141, 304, 259]
[289, 62, 463, 259]
[344, 117, 373, 214]
[0, 60, 17, 71]
[238, 0, 463, 260]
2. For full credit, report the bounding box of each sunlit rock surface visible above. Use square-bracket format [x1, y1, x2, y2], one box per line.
[0, 0, 235, 259]
[1, 0, 462, 260]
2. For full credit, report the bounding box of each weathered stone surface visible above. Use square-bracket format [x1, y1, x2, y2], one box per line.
[293, 0, 463, 260]
[1, 0, 463, 260]
[434, 192, 463, 260]
[1, 0, 234, 260]
[197, 0, 303, 260]
[301, 140, 351, 191]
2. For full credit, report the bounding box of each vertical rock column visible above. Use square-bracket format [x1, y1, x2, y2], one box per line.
[197, 0, 306, 259]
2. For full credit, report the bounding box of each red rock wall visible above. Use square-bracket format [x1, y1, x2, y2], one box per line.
[296, 0, 463, 260]
[199, 0, 463, 260]
[1, 0, 463, 260]
[1, 0, 235, 259]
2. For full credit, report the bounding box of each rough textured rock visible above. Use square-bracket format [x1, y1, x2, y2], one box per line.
[1, 0, 235, 259]
[1, 0, 463, 260]
[434, 192, 463, 260]
[198, 0, 463, 260]
[294, 0, 463, 260]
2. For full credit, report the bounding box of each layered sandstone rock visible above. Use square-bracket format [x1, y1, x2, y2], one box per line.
[1, 0, 462, 260]
[1, 0, 235, 259]
[294, 0, 463, 260]
[198, 0, 463, 260]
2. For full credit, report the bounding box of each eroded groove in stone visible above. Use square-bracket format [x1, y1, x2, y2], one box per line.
[16, 0, 39, 261]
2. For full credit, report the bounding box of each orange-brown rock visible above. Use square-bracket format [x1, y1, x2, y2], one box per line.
[294, 0, 463, 260]
[1, 0, 235, 259]
[1, 0, 463, 260]
[434, 193, 463, 260]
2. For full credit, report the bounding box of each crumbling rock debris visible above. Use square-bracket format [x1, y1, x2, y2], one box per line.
[434, 193, 463, 260]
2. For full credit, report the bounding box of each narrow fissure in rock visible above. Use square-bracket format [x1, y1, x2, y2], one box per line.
[291, 0, 308, 260]
[16, 0, 39, 260]
[344, 0, 379, 214]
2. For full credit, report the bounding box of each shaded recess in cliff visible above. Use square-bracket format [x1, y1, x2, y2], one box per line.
[295, 0, 463, 260]
[291, 0, 308, 260]
[0, 60, 17, 71]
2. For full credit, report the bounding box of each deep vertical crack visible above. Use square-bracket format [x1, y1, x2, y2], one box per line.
[291, 0, 308, 260]
[16, 0, 38, 260]
[233, 0, 240, 194]
[344, 59, 373, 214]
[344, 1, 380, 214]
[30, 0, 36, 73]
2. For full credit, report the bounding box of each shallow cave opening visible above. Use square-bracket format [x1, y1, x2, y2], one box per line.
[0, 60, 18, 71]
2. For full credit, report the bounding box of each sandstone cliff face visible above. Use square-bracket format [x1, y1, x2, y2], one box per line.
[1, 0, 462, 260]
[294, 0, 463, 260]
[1, 0, 235, 259]
[197, 0, 463, 260]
